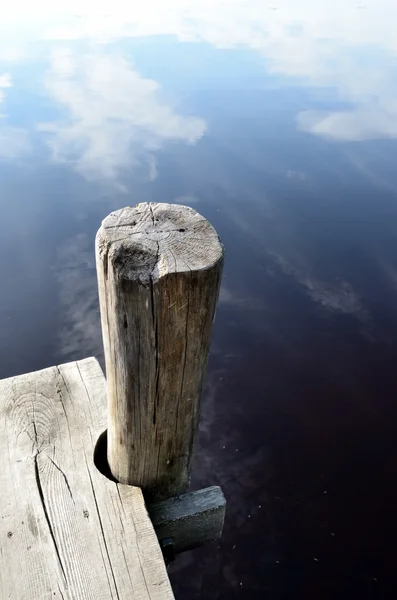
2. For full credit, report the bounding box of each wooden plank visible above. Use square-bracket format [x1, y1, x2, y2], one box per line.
[0, 357, 174, 600]
[149, 486, 226, 555]
[96, 203, 224, 501]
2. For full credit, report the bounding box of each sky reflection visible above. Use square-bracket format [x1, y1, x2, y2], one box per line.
[1, 0, 397, 148]
[1, 3, 397, 598]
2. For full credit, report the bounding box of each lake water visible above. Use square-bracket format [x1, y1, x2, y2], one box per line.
[1, 1, 397, 598]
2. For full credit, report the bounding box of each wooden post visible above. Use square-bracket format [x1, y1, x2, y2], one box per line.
[96, 203, 224, 501]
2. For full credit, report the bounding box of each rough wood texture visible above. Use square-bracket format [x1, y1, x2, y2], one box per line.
[0, 357, 174, 599]
[96, 203, 224, 501]
[149, 486, 226, 555]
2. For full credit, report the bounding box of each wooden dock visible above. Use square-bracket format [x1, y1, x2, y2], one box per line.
[0, 203, 225, 598]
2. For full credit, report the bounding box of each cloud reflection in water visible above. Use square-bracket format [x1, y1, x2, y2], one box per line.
[38, 49, 207, 184]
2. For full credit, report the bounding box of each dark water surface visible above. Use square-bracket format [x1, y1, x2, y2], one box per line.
[1, 2, 397, 598]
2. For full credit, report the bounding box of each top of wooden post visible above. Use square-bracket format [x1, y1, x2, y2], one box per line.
[96, 203, 223, 285]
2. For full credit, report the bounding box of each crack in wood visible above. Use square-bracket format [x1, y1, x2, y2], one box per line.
[34, 453, 67, 583]
[86, 460, 121, 600]
[150, 277, 160, 428]
[47, 456, 74, 503]
[149, 203, 161, 431]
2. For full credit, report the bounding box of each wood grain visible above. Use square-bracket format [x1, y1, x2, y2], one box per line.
[149, 486, 226, 554]
[96, 203, 224, 501]
[0, 357, 174, 599]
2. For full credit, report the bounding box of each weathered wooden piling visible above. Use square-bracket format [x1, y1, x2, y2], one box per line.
[0, 203, 225, 598]
[96, 203, 224, 501]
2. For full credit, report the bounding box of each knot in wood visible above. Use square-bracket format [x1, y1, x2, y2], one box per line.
[96, 202, 223, 286]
